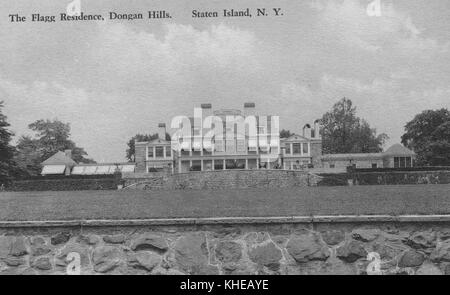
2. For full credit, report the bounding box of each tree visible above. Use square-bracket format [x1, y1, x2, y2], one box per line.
[0, 101, 17, 184]
[280, 129, 294, 139]
[320, 98, 388, 154]
[401, 109, 450, 166]
[126, 132, 171, 162]
[15, 119, 95, 177]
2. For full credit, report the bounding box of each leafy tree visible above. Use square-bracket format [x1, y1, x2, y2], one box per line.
[15, 119, 95, 177]
[320, 98, 388, 154]
[0, 101, 17, 184]
[401, 109, 450, 166]
[126, 132, 171, 162]
[280, 129, 294, 139]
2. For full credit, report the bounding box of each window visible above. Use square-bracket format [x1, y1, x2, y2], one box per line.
[147, 147, 154, 158]
[190, 160, 202, 171]
[237, 140, 246, 152]
[285, 144, 291, 155]
[302, 143, 309, 155]
[215, 140, 224, 152]
[148, 167, 163, 173]
[394, 157, 412, 168]
[394, 157, 400, 168]
[257, 126, 266, 134]
[155, 146, 164, 158]
[165, 148, 171, 157]
[400, 157, 406, 168]
[372, 163, 378, 169]
[214, 160, 224, 170]
[181, 149, 190, 156]
[293, 143, 301, 154]
[329, 164, 335, 169]
[406, 157, 412, 168]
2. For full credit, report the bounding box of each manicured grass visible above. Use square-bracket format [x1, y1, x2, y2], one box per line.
[0, 184, 449, 221]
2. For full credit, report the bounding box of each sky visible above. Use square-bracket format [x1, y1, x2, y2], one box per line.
[0, 0, 449, 162]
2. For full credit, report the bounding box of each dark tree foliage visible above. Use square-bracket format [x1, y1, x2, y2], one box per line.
[0, 101, 17, 184]
[280, 129, 294, 139]
[401, 109, 450, 166]
[320, 98, 388, 154]
[15, 119, 95, 177]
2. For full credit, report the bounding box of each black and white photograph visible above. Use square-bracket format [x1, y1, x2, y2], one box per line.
[0, 0, 450, 283]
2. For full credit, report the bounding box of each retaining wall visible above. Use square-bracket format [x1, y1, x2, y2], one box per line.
[1, 217, 450, 275]
[123, 170, 319, 190]
[352, 170, 450, 185]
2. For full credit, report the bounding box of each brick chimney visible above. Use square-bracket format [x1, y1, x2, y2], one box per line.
[244, 102, 255, 117]
[64, 149, 72, 159]
[158, 123, 166, 140]
[201, 103, 212, 117]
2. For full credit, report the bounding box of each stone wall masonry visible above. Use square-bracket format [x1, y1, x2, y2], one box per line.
[352, 170, 450, 185]
[2, 220, 450, 275]
[123, 170, 320, 190]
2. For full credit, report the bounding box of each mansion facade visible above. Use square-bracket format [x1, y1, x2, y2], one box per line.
[134, 103, 415, 174]
[135, 103, 322, 174]
[39, 103, 416, 176]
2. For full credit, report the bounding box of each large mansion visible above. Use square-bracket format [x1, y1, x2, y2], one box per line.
[133, 103, 415, 174]
[39, 102, 416, 176]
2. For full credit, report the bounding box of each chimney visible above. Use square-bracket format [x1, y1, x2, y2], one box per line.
[201, 103, 212, 119]
[313, 119, 321, 139]
[302, 124, 311, 138]
[64, 149, 72, 159]
[158, 123, 166, 140]
[244, 102, 256, 117]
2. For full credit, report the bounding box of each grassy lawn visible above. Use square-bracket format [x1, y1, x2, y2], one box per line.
[0, 184, 449, 221]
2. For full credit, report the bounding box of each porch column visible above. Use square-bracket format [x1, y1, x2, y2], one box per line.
[201, 160, 204, 171]
[212, 159, 215, 171]
[245, 159, 249, 170]
[223, 159, 226, 170]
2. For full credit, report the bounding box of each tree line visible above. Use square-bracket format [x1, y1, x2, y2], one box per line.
[0, 97, 449, 184]
[0, 101, 94, 183]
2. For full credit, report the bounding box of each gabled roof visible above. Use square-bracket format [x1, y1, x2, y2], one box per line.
[41, 151, 77, 166]
[384, 144, 415, 156]
[281, 134, 310, 142]
[148, 138, 171, 145]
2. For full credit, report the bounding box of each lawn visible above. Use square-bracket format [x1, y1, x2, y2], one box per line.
[0, 184, 449, 221]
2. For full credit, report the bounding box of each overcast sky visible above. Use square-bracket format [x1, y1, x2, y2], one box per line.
[1, 0, 449, 162]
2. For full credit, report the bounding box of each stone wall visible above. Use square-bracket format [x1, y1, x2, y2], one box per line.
[123, 170, 319, 190]
[352, 170, 450, 185]
[1, 221, 450, 275]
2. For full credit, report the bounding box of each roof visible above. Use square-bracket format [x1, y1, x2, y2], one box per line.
[281, 134, 310, 142]
[76, 163, 135, 167]
[41, 151, 77, 166]
[321, 153, 383, 161]
[135, 138, 171, 145]
[148, 138, 171, 145]
[384, 144, 415, 156]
